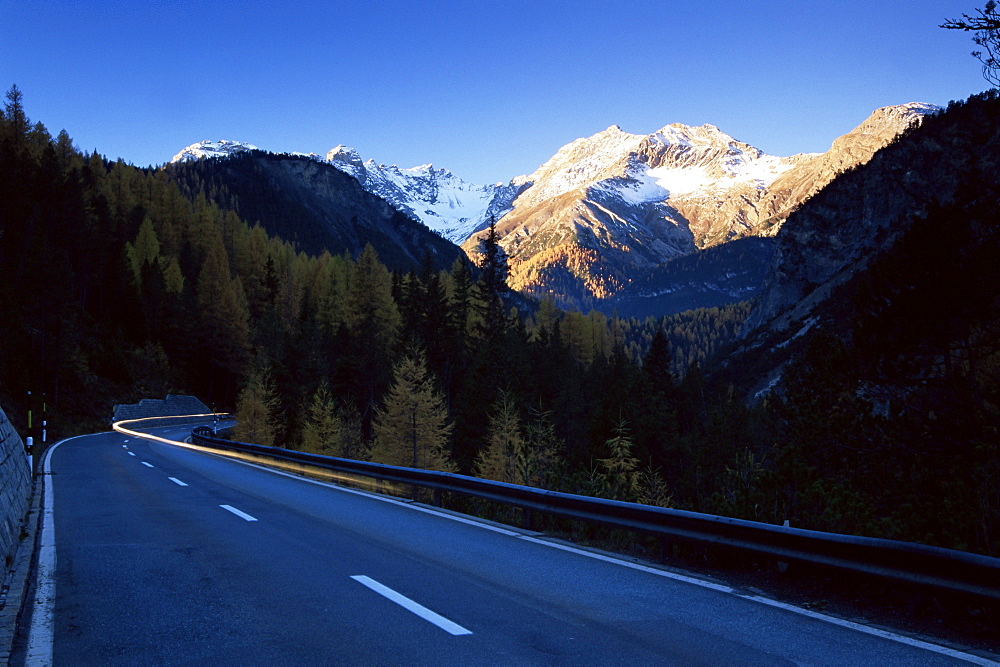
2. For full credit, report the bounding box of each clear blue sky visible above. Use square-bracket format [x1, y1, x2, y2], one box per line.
[0, 1, 988, 185]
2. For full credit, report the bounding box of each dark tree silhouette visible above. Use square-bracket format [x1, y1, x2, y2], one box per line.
[943, 1, 1000, 86]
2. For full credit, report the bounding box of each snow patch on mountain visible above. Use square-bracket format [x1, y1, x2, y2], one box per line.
[512, 125, 647, 208]
[171, 140, 258, 163]
[326, 145, 507, 243]
[610, 151, 798, 204]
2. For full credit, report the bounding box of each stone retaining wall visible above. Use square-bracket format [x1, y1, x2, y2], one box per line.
[0, 406, 30, 576]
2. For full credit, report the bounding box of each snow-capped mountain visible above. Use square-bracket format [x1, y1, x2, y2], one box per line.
[326, 146, 520, 243]
[171, 140, 259, 163]
[171, 141, 511, 243]
[165, 150, 463, 272]
[462, 103, 939, 309]
[169, 102, 938, 313]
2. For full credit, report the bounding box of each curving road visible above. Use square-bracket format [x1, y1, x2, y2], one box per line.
[12, 426, 992, 665]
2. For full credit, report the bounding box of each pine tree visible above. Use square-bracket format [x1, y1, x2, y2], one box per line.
[2, 85, 30, 152]
[195, 233, 251, 400]
[520, 406, 562, 489]
[474, 217, 510, 341]
[125, 217, 161, 287]
[637, 464, 674, 508]
[300, 380, 343, 456]
[345, 244, 401, 421]
[474, 391, 524, 483]
[234, 366, 281, 446]
[592, 420, 642, 502]
[942, 1, 1000, 86]
[371, 349, 455, 471]
[449, 255, 477, 340]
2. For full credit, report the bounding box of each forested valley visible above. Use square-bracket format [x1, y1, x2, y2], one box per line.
[1, 85, 997, 559]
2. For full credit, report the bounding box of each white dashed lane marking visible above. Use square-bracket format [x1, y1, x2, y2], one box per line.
[220, 505, 257, 522]
[351, 575, 472, 636]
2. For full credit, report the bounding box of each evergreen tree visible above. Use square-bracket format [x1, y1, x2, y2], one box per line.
[474, 217, 510, 341]
[195, 233, 251, 401]
[637, 464, 674, 508]
[942, 1, 1000, 85]
[474, 391, 524, 483]
[234, 366, 281, 446]
[345, 244, 401, 423]
[300, 380, 343, 456]
[520, 406, 563, 490]
[125, 217, 162, 287]
[371, 349, 455, 471]
[592, 420, 642, 502]
[449, 255, 477, 341]
[1, 85, 30, 152]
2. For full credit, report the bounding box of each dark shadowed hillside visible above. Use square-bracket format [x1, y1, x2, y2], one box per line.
[166, 152, 463, 272]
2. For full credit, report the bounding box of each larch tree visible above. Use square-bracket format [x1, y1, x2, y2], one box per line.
[196, 232, 251, 397]
[474, 391, 524, 483]
[592, 420, 642, 502]
[300, 379, 343, 456]
[345, 244, 401, 419]
[520, 407, 563, 490]
[234, 365, 281, 447]
[476, 397, 562, 489]
[125, 216, 161, 287]
[371, 349, 455, 471]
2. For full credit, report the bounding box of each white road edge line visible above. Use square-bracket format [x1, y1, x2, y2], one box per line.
[141, 462, 154, 468]
[140, 432, 994, 664]
[219, 504, 257, 521]
[351, 575, 472, 636]
[168, 477, 188, 487]
[513, 536, 995, 665]
[27, 434, 91, 665]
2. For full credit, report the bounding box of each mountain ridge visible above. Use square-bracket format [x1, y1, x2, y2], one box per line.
[165, 151, 464, 272]
[466, 102, 939, 310]
[172, 102, 939, 313]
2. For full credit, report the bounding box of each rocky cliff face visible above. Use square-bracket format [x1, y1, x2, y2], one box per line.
[725, 93, 1000, 400]
[465, 104, 938, 310]
[743, 100, 989, 338]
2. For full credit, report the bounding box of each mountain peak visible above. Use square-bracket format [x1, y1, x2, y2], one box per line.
[854, 102, 940, 136]
[171, 140, 258, 163]
[326, 144, 363, 165]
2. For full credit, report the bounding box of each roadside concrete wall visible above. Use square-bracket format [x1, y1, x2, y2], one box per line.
[0, 405, 30, 576]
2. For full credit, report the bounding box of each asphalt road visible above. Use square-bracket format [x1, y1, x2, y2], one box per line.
[12, 426, 993, 665]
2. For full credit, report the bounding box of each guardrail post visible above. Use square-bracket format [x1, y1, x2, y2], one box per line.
[523, 507, 533, 531]
[433, 489, 442, 508]
[776, 520, 790, 573]
[659, 537, 672, 561]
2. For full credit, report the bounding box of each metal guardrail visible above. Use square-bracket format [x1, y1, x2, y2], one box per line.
[189, 427, 1000, 601]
